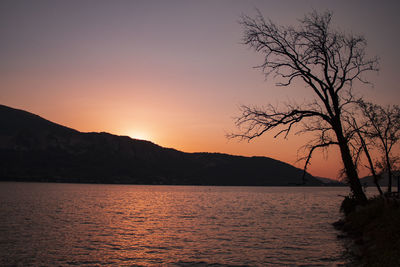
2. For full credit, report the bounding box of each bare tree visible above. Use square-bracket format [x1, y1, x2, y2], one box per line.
[350, 118, 384, 195]
[231, 10, 379, 204]
[358, 101, 400, 193]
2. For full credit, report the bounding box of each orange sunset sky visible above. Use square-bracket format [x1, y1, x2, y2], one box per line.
[1, 0, 399, 179]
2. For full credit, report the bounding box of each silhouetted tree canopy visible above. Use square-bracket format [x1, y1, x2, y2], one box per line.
[357, 100, 400, 193]
[231, 10, 379, 204]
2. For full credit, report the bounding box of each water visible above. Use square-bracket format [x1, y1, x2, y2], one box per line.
[0, 182, 350, 266]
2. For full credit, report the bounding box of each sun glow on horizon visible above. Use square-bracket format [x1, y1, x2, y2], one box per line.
[2, 1, 399, 180]
[124, 130, 152, 141]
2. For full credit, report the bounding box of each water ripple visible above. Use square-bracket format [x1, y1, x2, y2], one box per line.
[0, 183, 350, 266]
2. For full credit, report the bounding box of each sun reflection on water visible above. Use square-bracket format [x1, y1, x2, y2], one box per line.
[0, 183, 349, 266]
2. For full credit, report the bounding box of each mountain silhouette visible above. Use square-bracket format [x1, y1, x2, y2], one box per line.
[359, 171, 399, 187]
[0, 104, 323, 186]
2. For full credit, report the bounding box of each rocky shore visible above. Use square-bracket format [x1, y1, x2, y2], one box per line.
[334, 195, 400, 266]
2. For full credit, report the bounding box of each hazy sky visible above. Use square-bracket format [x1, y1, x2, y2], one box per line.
[1, 0, 399, 179]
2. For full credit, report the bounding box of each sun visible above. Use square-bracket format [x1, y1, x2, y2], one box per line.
[126, 130, 151, 141]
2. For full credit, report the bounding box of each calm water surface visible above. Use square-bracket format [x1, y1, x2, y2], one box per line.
[0, 182, 350, 266]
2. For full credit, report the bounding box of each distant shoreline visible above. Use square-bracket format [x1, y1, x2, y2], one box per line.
[0, 179, 346, 187]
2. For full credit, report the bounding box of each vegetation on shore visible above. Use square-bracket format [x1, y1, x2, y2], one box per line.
[335, 195, 400, 266]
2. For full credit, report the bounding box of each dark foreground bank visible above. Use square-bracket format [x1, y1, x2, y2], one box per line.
[334, 195, 400, 266]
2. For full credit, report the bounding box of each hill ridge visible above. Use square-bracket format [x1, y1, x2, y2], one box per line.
[0, 104, 323, 186]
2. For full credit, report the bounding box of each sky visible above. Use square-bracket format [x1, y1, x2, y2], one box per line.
[1, 0, 399, 179]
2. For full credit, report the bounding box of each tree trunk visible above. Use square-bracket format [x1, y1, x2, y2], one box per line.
[398, 175, 400, 193]
[355, 125, 383, 195]
[369, 164, 384, 196]
[385, 150, 392, 193]
[335, 129, 368, 204]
